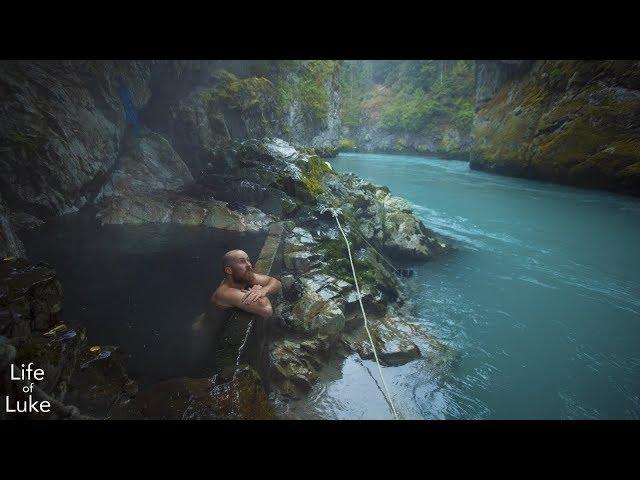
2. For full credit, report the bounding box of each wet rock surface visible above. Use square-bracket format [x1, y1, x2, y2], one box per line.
[97, 189, 274, 233]
[1, 137, 457, 419]
[110, 366, 275, 420]
[263, 160, 454, 401]
[98, 130, 193, 198]
[342, 312, 424, 367]
[320, 173, 450, 260]
[0, 258, 62, 338]
[0, 194, 25, 259]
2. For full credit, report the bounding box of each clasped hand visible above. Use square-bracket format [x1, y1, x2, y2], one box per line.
[241, 284, 266, 304]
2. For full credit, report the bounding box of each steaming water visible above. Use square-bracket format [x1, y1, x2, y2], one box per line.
[21, 214, 265, 386]
[295, 152, 640, 420]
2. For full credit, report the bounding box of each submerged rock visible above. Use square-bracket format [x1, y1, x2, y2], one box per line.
[111, 366, 275, 420]
[342, 314, 422, 367]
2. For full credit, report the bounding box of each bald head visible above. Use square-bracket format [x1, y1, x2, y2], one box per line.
[222, 249, 245, 269]
[222, 249, 253, 282]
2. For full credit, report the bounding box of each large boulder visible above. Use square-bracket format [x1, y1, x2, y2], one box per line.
[288, 286, 345, 339]
[283, 227, 322, 273]
[97, 131, 193, 200]
[63, 344, 138, 418]
[341, 309, 456, 369]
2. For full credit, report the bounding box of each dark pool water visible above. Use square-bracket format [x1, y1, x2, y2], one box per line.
[300, 152, 640, 420]
[21, 214, 265, 385]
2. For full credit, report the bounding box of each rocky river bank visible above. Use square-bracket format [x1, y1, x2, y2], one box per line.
[0, 60, 456, 419]
[1, 135, 455, 419]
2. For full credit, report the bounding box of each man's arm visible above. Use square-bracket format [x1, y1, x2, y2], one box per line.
[242, 273, 282, 304]
[216, 287, 273, 318]
[250, 273, 282, 296]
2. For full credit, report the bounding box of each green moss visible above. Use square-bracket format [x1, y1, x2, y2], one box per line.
[337, 138, 356, 150]
[473, 111, 533, 167]
[589, 138, 640, 176]
[603, 138, 640, 158]
[275, 60, 340, 125]
[9, 132, 32, 144]
[301, 155, 333, 197]
[317, 237, 387, 289]
[378, 202, 389, 240]
[203, 70, 274, 116]
[545, 61, 576, 91]
[439, 129, 461, 153]
[520, 83, 548, 109]
[6, 131, 41, 154]
[362, 182, 388, 195]
[619, 162, 640, 178]
[534, 116, 609, 167]
[394, 137, 408, 151]
[350, 194, 370, 211]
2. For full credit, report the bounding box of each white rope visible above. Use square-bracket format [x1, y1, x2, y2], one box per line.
[321, 192, 400, 274]
[329, 209, 399, 420]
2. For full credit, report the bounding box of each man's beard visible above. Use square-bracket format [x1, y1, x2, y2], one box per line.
[232, 269, 254, 284]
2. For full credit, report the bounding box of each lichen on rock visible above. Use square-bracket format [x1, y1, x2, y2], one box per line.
[471, 60, 640, 196]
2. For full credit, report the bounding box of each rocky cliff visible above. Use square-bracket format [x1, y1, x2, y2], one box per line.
[342, 120, 471, 158]
[471, 60, 640, 196]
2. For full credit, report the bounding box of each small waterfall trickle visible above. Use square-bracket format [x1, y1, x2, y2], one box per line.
[234, 319, 254, 372]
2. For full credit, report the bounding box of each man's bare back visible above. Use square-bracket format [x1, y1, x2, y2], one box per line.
[212, 249, 282, 319]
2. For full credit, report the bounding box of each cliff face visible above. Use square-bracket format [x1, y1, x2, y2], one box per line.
[343, 120, 471, 157]
[283, 65, 343, 153]
[471, 60, 640, 196]
[0, 61, 153, 220]
[0, 61, 283, 230]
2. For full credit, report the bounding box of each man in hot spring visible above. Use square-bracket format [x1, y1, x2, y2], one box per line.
[191, 249, 281, 369]
[210, 249, 282, 319]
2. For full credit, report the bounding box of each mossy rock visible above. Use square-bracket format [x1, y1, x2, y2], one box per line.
[337, 138, 356, 151]
[300, 155, 334, 198]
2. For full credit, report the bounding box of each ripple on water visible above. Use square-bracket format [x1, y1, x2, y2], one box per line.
[319, 153, 640, 419]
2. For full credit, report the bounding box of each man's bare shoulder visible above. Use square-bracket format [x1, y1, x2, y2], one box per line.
[212, 282, 243, 308]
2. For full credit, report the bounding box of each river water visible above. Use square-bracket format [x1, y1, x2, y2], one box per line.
[298, 152, 640, 420]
